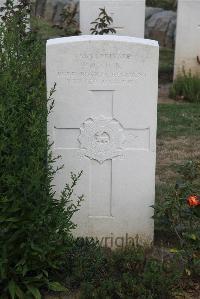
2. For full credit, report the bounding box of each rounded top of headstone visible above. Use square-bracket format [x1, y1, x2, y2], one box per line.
[47, 35, 159, 48]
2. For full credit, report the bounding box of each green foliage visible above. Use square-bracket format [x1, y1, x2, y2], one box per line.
[177, 160, 200, 184]
[146, 0, 177, 10]
[31, 17, 65, 41]
[71, 243, 181, 299]
[153, 160, 200, 278]
[63, 238, 107, 289]
[81, 252, 179, 299]
[0, 1, 83, 297]
[170, 72, 200, 103]
[157, 103, 200, 138]
[90, 8, 116, 35]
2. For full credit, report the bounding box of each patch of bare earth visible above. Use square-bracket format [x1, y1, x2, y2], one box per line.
[156, 136, 200, 185]
[44, 136, 200, 299]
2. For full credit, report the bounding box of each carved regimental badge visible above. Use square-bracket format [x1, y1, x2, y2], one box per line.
[79, 116, 125, 163]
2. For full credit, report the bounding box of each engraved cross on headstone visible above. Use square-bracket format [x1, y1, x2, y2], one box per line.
[54, 90, 150, 218]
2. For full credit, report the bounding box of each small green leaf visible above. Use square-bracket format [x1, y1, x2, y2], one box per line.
[15, 285, 25, 299]
[169, 248, 179, 253]
[30, 242, 43, 253]
[22, 264, 28, 276]
[8, 280, 16, 299]
[48, 281, 68, 292]
[27, 285, 41, 299]
[190, 234, 197, 240]
[42, 270, 48, 277]
[6, 217, 19, 222]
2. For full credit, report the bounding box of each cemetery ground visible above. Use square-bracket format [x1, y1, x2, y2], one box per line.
[1, 7, 200, 299]
[46, 104, 200, 299]
[44, 103, 200, 298]
[44, 102, 200, 299]
[156, 103, 200, 234]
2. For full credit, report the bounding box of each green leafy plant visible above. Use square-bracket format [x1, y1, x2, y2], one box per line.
[177, 160, 200, 183]
[0, 1, 83, 298]
[153, 160, 200, 279]
[54, 238, 181, 298]
[77, 245, 181, 299]
[90, 8, 116, 35]
[170, 71, 200, 103]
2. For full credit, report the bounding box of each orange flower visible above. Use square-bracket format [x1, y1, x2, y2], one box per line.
[187, 195, 200, 207]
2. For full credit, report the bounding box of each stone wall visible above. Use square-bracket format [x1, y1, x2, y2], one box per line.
[145, 7, 176, 48]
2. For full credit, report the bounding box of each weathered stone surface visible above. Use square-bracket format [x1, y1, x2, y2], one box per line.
[174, 0, 200, 77]
[80, 0, 145, 37]
[145, 10, 177, 48]
[43, 0, 56, 21]
[166, 17, 176, 48]
[145, 6, 163, 20]
[34, 0, 77, 23]
[53, 1, 67, 25]
[34, 0, 47, 17]
[46, 35, 159, 247]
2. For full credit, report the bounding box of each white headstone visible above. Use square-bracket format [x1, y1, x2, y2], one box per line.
[80, 0, 145, 37]
[174, 0, 200, 78]
[47, 35, 159, 247]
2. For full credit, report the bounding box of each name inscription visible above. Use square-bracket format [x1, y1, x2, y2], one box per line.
[58, 71, 145, 85]
[57, 51, 146, 85]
